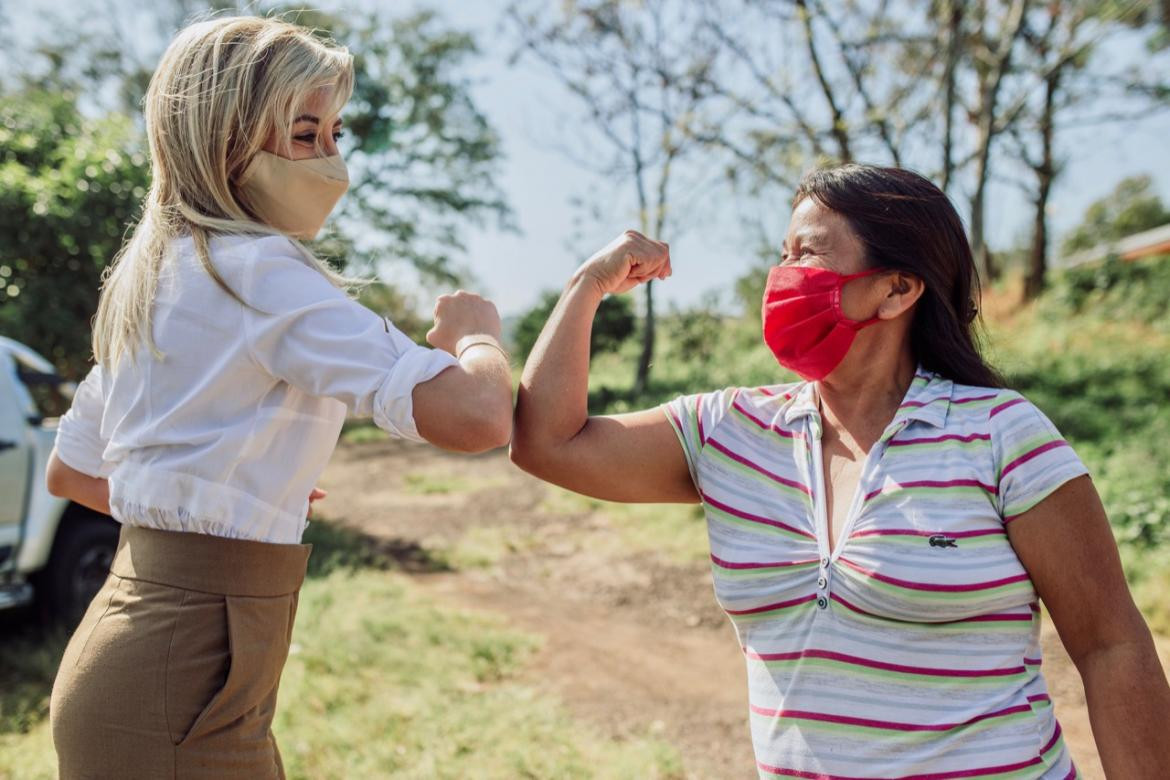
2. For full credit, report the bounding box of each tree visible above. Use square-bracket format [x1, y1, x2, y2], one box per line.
[938, 0, 967, 192]
[1006, 0, 1170, 298]
[1, 3, 511, 375]
[285, 7, 512, 284]
[957, 0, 1033, 282]
[511, 290, 635, 361]
[701, 0, 1168, 293]
[0, 89, 150, 379]
[703, 0, 938, 182]
[1061, 175, 1170, 255]
[506, 0, 724, 394]
[692, 0, 950, 251]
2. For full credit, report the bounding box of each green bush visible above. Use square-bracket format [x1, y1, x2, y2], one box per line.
[1045, 254, 1170, 324]
[0, 89, 149, 379]
[1060, 175, 1170, 256]
[511, 289, 635, 360]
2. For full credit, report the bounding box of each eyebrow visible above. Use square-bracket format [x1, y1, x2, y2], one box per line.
[294, 114, 343, 126]
[788, 228, 831, 247]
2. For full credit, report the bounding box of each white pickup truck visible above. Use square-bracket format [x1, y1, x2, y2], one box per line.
[0, 336, 118, 625]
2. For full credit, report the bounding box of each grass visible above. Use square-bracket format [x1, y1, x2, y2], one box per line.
[0, 522, 684, 779]
[400, 471, 506, 497]
[402, 471, 471, 495]
[428, 524, 542, 570]
[983, 263, 1170, 631]
[540, 488, 710, 566]
[341, 423, 390, 445]
[0, 618, 65, 779]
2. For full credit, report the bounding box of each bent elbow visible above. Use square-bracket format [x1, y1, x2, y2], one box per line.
[447, 408, 511, 454]
[473, 415, 513, 453]
[472, 389, 514, 452]
[507, 428, 548, 475]
[508, 437, 531, 471]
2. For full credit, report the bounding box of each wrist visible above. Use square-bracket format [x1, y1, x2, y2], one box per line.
[455, 334, 508, 361]
[567, 268, 609, 301]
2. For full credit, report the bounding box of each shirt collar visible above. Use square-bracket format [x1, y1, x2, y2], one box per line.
[780, 366, 953, 431]
[892, 367, 953, 429]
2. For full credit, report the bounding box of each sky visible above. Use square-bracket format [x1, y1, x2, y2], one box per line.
[425, 1, 1170, 316]
[4, 0, 1170, 317]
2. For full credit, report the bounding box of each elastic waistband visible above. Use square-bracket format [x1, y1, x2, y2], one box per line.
[110, 524, 310, 597]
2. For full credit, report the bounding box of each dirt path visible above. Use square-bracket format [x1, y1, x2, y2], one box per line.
[319, 438, 1167, 779]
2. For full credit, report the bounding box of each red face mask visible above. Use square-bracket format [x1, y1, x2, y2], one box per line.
[761, 265, 885, 381]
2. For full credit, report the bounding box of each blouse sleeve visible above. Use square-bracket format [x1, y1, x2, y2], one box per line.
[660, 387, 739, 488]
[989, 391, 1089, 523]
[54, 364, 112, 478]
[241, 237, 458, 443]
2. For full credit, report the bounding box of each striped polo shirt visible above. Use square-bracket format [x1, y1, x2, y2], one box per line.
[664, 368, 1088, 779]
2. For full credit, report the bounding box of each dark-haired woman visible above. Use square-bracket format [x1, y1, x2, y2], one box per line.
[510, 165, 1170, 778]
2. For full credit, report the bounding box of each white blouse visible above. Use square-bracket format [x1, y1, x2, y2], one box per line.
[54, 234, 458, 543]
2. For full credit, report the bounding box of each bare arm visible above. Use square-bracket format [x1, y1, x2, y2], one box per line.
[412, 335, 513, 453]
[46, 448, 111, 515]
[412, 291, 513, 453]
[1007, 475, 1170, 776]
[510, 231, 697, 503]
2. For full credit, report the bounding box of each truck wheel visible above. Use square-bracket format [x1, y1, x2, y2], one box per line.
[41, 511, 119, 627]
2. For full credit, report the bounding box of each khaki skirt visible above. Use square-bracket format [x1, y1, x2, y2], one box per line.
[51, 524, 311, 779]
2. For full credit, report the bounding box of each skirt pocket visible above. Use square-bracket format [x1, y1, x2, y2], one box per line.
[175, 592, 294, 749]
[165, 590, 231, 745]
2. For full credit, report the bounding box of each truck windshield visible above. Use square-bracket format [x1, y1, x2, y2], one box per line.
[13, 354, 73, 422]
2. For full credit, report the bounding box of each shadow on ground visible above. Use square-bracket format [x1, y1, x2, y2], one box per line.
[0, 520, 437, 739]
[0, 609, 68, 737]
[303, 517, 451, 577]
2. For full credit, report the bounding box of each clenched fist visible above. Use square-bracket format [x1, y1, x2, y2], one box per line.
[577, 230, 672, 296]
[426, 290, 502, 356]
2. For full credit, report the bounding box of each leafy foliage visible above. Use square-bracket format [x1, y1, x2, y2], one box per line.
[286, 7, 512, 284]
[511, 290, 635, 360]
[0, 89, 149, 378]
[1061, 175, 1170, 255]
[2, 5, 510, 377]
[1045, 253, 1170, 322]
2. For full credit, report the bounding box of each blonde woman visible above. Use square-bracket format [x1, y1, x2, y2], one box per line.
[44, 16, 512, 778]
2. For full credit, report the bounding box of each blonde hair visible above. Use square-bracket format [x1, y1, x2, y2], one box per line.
[93, 15, 355, 366]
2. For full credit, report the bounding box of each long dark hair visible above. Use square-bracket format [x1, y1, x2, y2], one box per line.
[794, 164, 1004, 388]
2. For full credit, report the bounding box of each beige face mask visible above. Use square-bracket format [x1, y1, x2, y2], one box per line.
[237, 151, 349, 240]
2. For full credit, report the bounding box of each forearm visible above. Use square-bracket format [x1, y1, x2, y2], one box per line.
[514, 273, 604, 450]
[509, 230, 691, 501]
[1079, 638, 1170, 775]
[45, 450, 111, 515]
[413, 337, 513, 452]
[454, 334, 514, 435]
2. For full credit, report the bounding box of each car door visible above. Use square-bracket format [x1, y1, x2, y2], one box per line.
[0, 348, 32, 571]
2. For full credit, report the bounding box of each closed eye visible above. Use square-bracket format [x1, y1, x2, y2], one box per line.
[293, 131, 344, 145]
[780, 247, 814, 266]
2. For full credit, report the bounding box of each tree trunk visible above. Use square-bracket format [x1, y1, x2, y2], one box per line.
[634, 279, 654, 396]
[1024, 67, 1059, 301]
[969, 0, 1029, 282]
[941, 0, 963, 192]
[969, 101, 997, 281]
[796, 0, 852, 162]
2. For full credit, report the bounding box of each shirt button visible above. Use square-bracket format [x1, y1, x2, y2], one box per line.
[817, 576, 827, 589]
[820, 556, 830, 567]
[816, 597, 828, 610]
